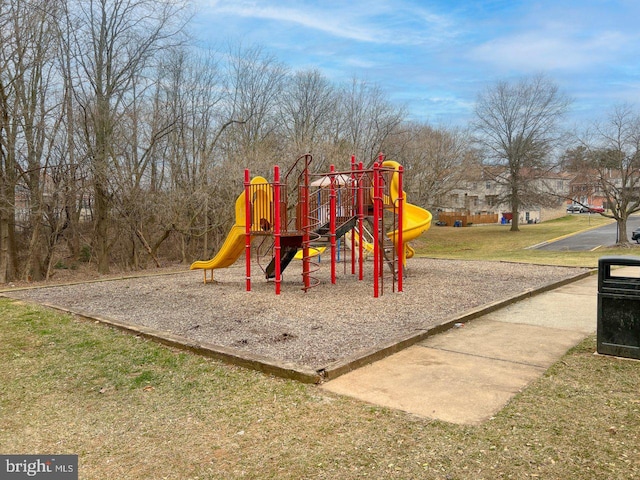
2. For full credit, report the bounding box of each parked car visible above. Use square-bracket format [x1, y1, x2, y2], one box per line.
[632, 227, 640, 243]
[588, 206, 605, 213]
[566, 204, 582, 213]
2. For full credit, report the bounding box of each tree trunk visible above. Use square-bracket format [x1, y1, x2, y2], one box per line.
[24, 219, 44, 281]
[135, 227, 161, 267]
[0, 143, 18, 282]
[24, 165, 46, 281]
[0, 201, 17, 283]
[617, 217, 629, 243]
[63, 204, 81, 259]
[63, 48, 81, 259]
[510, 186, 520, 232]
[94, 183, 111, 274]
[150, 227, 172, 259]
[0, 212, 9, 283]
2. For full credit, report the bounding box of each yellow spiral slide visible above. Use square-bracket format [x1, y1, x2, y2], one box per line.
[382, 160, 432, 265]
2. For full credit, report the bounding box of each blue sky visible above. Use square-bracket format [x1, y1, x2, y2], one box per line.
[192, 0, 640, 128]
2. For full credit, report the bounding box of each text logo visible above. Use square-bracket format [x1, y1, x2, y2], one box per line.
[1, 455, 77, 479]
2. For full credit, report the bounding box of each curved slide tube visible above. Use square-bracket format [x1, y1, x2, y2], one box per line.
[190, 176, 271, 283]
[382, 160, 432, 265]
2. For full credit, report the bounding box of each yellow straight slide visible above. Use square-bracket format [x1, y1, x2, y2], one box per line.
[382, 160, 432, 265]
[344, 229, 374, 256]
[190, 176, 271, 283]
[190, 225, 246, 273]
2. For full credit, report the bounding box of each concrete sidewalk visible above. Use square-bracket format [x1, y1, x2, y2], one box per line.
[321, 274, 598, 425]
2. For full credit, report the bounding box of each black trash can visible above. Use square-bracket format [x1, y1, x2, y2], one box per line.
[597, 256, 640, 359]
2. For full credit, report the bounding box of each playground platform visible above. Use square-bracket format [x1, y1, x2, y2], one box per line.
[322, 272, 599, 425]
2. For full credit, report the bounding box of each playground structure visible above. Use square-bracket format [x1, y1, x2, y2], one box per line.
[190, 154, 432, 297]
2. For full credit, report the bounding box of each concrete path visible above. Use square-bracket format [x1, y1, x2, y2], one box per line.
[321, 274, 598, 425]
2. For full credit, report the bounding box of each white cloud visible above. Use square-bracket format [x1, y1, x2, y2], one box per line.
[470, 29, 633, 72]
[191, 0, 640, 126]
[197, 0, 457, 46]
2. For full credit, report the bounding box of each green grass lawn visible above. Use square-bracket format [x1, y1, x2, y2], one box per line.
[414, 214, 636, 267]
[2, 214, 640, 479]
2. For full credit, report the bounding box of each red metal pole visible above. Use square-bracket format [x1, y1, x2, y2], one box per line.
[373, 162, 380, 298]
[302, 157, 310, 291]
[350, 155, 356, 275]
[378, 161, 385, 294]
[358, 161, 364, 281]
[377, 153, 385, 291]
[274, 165, 281, 295]
[244, 169, 251, 292]
[397, 165, 404, 293]
[377, 152, 385, 288]
[330, 164, 337, 284]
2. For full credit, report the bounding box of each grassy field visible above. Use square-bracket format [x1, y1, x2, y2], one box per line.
[414, 214, 628, 267]
[2, 214, 640, 479]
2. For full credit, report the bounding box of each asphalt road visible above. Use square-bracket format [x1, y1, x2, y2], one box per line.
[535, 214, 640, 251]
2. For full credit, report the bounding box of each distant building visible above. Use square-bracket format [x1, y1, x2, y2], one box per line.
[440, 165, 570, 225]
[568, 170, 611, 210]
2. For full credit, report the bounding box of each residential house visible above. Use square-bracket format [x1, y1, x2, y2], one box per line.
[568, 170, 613, 210]
[440, 166, 570, 225]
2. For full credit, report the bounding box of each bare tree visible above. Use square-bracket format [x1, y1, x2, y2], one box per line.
[66, 0, 187, 273]
[144, 47, 232, 263]
[18, 5, 63, 281]
[473, 74, 570, 231]
[0, 2, 425, 279]
[55, 2, 89, 263]
[384, 122, 473, 210]
[0, 0, 27, 282]
[176, 43, 291, 261]
[0, 0, 65, 281]
[338, 77, 405, 167]
[223, 44, 288, 172]
[279, 68, 337, 153]
[580, 105, 640, 243]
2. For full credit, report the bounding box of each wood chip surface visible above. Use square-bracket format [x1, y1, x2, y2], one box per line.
[4, 258, 590, 370]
